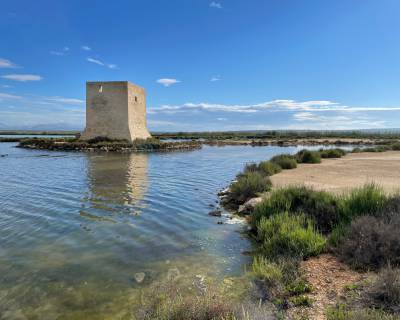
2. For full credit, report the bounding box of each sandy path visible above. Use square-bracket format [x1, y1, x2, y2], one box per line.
[270, 151, 400, 194]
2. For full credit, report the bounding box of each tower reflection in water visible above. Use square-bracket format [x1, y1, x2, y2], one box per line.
[86, 152, 149, 215]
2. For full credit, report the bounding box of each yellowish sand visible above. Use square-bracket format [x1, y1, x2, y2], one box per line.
[270, 151, 400, 194]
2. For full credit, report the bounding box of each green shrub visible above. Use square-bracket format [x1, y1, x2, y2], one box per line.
[391, 142, 400, 151]
[252, 256, 283, 287]
[270, 154, 298, 169]
[256, 212, 326, 259]
[340, 184, 388, 222]
[243, 163, 259, 173]
[338, 215, 400, 270]
[286, 278, 312, 295]
[320, 148, 347, 158]
[326, 305, 400, 320]
[296, 149, 321, 164]
[328, 224, 349, 247]
[257, 161, 282, 176]
[289, 295, 312, 307]
[252, 186, 341, 234]
[228, 172, 272, 205]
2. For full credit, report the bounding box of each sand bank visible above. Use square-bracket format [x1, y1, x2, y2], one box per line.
[270, 151, 400, 194]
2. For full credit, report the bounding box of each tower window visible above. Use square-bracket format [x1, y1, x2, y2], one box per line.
[135, 96, 138, 102]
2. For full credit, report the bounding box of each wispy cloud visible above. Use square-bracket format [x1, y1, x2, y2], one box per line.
[87, 57, 117, 69]
[210, 2, 222, 9]
[50, 47, 70, 56]
[156, 78, 181, 87]
[210, 75, 221, 82]
[0, 58, 19, 68]
[1, 74, 42, 82]
[81, 46, 91, 51]
[151, 99, 400, 114]
[44, 96, 84, 104]
[0, 92, 22, 100]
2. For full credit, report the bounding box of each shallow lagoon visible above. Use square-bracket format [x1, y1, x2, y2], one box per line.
[0, 142, 322, 318]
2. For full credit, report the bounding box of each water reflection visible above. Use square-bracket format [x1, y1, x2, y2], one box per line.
[85, 152, 149, 215]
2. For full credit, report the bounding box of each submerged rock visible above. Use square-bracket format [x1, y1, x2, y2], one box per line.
[208, 209, 222, 217]
[167, 267, 180, 281]
[134, 272, 146, 284]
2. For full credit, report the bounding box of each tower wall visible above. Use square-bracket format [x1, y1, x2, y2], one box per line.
[81, 81, 151, 142]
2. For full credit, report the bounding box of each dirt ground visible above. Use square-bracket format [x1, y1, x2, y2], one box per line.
[288, 254, 368, 320]
[270, 151, 400, 194]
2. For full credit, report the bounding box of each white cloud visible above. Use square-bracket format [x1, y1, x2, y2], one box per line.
[0, 58, 19, 68]
[156, 78, 181, 87]
[50, 47, 70, 56]
[81, 46, 91, 51]
[50, 51, 65, 56]
[1, 74, 42, 82]
[210, 2, 222, 9]
[210, 75, 221, 82]
[87, 57, 104, 66]
[217, 117, 227, 121]
[0, 92, 22, 100]
[2, 85, 12, 88]
[87, 57, 117, 69]
[45, 96, 84, 104]
[150, 99, 400, 116]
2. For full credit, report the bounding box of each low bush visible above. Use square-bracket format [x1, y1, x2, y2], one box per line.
[320, 148, 347, 158]
[326, 305, 400, 320]
[243, 163, 259, 173]
[340, 184, 388, 222]
[257, 161, 282, 176]
[252, 186, 341, 234]
[296, 149, 321, 164]
[285, 278, 312, 296]
[256, 212, 326, 259]
[229, 172, 272, 205]
[270, 154, 298, 169]
[338, 215, 400, 270]
[369, 266, 400, 310]
[87, 136, 115, 144]
[391, 142, 400, 151]
[289, 295, 312, 307]
[252, 256, 283, 289]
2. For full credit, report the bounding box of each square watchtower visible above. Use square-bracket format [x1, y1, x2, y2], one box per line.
[81, 81, 151, 142]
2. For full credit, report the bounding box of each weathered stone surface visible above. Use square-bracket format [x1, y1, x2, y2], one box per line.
[237, 197, 263, 214]
[81, 81, 151, 142]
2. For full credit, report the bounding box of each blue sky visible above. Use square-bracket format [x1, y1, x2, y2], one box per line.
[1, 0, 400, 131]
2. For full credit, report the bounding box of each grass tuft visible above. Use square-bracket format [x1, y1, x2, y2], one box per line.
[256, 212, 326, 259]
[270, 154, 298, 169]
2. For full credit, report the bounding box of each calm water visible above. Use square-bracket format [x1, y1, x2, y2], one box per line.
[0, 142, 313, 318]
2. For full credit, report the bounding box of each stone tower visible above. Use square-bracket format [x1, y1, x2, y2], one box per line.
[81, 81, 151, 142]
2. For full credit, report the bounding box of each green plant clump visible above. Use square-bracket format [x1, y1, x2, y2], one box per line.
[340, 184, 388, 222]
[252, 186, 341, 234]
[270, 154, 298, 169]
[296, 149, 321, 164]
[256, 212, 326, 259]
[320, 148, 347, 158]
[257, 161, 283, 176]
[229, 171, 272, 205]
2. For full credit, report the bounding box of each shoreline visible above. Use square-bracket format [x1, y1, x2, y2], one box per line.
[216, 147, 400, 320]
